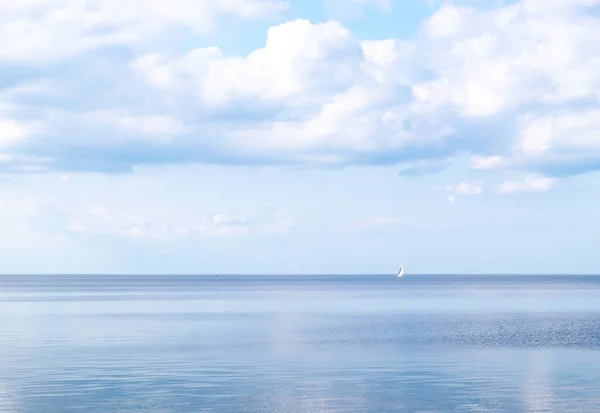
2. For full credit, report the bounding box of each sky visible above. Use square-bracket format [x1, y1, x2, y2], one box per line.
[0, 0, 599, 274]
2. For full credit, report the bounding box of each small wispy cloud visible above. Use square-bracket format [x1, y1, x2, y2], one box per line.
[325, 0, 392, 14]
[65, 206, 296, 240]
[354, 216, 404, 230]
[499, 174, 554, 194]
[442, 181, 483, 202]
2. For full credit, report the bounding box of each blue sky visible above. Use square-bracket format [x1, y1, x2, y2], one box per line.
[1, 0, 599, 274]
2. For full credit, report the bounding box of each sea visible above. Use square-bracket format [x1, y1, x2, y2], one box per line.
[1, 274, 600, 413]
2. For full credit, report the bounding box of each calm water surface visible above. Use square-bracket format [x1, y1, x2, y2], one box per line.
[1, 274, 600, 412]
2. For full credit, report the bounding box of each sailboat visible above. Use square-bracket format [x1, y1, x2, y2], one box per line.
[397, 265, 404, 278]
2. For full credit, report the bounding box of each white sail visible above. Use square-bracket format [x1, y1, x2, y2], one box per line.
[397, 265, 404, 278]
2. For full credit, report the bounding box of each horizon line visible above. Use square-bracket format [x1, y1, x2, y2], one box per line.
[1, 273, 599, 276]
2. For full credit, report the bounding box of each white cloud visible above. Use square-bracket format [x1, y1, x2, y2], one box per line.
[133, 19, 446, 158]
[519, 117, 554, 156]
[416, 1, 600, 117]
[499, 174, 555, 193]
[413, 0, 600, 176]
[65, 206, 296, 240]
[455, 182, 482, 195]
[133, 19, 363, 105]
[0, 153, 54, 174]
[212, 211, 248, 226]
[0, 0, 289, 64]
[518, 109, 600, 157]
[129, 1, 600, 172]
[0, 119, 29, 147]
[326, 0, 392, 13]
[423, 3, 467, 39]
[522, 0, 600, 12]
[444, 182, 483, 200]
[0, 0, 599, 180]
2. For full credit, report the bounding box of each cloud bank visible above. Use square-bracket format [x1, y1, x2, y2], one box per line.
[1, 0, 599, 182]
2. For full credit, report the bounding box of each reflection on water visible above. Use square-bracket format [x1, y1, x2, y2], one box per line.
[1, 275, 600, 412]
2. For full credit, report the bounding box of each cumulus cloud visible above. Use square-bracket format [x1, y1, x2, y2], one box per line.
[417, 2, 600, 116]
[133, 20, 364, 106]
[0, 0, 598, 180]
[131, 18, 448, 162]
[412, 0, 600, 175]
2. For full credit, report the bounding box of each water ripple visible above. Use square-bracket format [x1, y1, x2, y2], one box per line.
[1, 275, 600, 412]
